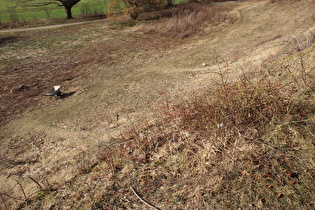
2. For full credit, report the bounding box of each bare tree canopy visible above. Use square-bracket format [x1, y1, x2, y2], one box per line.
[56, 0, 81, 19]
[20, 0, 81, 19]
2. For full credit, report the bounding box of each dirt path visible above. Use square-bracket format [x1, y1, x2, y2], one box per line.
[1, 0, 315, 208]
[0, 19, 106, 33]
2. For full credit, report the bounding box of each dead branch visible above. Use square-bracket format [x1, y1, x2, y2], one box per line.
[130, 187, 160, 210]
[29, 176, 44, 191]
[0, 194, 8, 208]
[0, 193, 24, 201]
[15, 179, 27, 200]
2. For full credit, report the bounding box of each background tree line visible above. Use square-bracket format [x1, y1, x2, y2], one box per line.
[6, 0, 233, 21]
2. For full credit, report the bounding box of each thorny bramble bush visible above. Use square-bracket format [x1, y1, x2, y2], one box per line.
[94, 50, 315, 209]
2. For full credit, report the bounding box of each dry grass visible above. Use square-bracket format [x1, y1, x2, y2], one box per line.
[2, 1, 315, 209]
[92, 48, 315, 209]
[0, 22, 182, 126]
[9, 38, 314, 209]
[141, 3, 238, 38]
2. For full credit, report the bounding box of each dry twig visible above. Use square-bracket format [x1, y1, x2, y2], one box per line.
[0, 193, 24, 201]
[15, 179, 27, 200]
[130, 187, 160, 210]
[0, 194, 8, 208]
[29, 176, 44, 191]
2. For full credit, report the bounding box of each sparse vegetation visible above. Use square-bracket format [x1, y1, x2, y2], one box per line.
[141, 3, 237, 38]
[91, 48, 315, 209]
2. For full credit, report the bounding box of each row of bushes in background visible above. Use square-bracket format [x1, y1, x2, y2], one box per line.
[0, 0, 227, 28]
[109, 0, 235, 20]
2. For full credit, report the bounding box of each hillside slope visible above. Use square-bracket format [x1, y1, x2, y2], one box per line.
[1, 0, 315, 208]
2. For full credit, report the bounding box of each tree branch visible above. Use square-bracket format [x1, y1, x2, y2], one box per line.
[29, 176, 44, 191]
[15, 179, 27, 201]
[130, 187, 160, 210]
[20, 1, 59, 8]
[0, 193, 24, 201]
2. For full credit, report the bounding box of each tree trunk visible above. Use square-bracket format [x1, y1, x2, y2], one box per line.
[167, 0, 173, 7]
[65, 5, 73, 19]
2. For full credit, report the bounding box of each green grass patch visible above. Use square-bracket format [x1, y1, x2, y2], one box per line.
[0, 0, 190, 25]
[0, 0, 108, 23]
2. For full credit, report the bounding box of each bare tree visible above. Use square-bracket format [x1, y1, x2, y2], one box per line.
[56, 0, 80, 19]
[20, 0, 81, 19]
[5, 0, 20, 23]
[166, 0, 173, 7]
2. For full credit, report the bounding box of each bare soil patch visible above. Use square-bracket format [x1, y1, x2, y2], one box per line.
[0, 21, 182, 126]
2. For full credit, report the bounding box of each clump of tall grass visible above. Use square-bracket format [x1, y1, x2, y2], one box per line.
[141, 3, 238, 38]
[95, 47, 315, 208]
[79, 4, 106, 19]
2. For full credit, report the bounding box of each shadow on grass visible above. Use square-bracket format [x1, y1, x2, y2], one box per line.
[0, 36, 19, 47]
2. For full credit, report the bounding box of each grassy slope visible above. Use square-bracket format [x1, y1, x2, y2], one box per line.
[0, 0, 188, 23]
[0, 0, 108, 22]
[0, 0, 315, 209]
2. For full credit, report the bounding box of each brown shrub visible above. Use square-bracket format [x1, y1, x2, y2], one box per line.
[94, 51, 315, 209]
